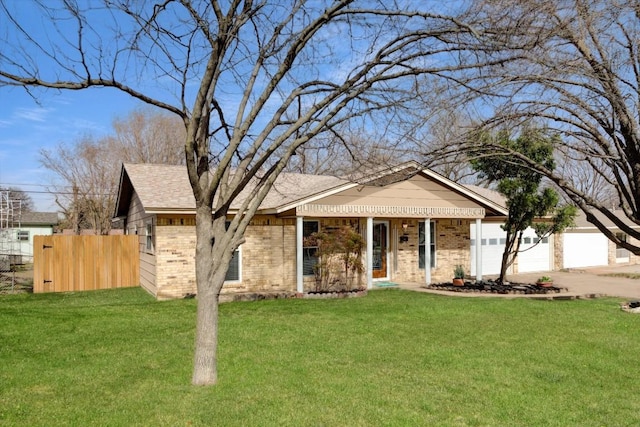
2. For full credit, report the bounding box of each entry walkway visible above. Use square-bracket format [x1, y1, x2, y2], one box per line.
[397, 264, 640, 300]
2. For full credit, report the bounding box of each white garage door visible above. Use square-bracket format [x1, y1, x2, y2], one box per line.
[470, 223, 505, 275]
[563, 233, 608, 268]
[470, 223, 551, 275]
[517, 229, 551, 273]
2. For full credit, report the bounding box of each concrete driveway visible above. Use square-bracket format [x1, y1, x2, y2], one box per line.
[506, 264, 640, 300]
[399, 264, 640, 300]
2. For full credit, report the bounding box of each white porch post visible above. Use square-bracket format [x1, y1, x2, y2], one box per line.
[424, 218, 431, 285]
[475, 218, 483, 281]
[366, 217, 373, 289]
[296, 216, 304, 293]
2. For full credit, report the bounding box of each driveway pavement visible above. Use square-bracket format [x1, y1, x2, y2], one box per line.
[398, 264, 640, 300]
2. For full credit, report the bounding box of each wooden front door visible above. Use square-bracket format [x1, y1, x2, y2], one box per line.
[372, 222, 388, 279]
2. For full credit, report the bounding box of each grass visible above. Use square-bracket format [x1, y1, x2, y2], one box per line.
[2, 288, 640, 426]
[601, 272, 640, 280]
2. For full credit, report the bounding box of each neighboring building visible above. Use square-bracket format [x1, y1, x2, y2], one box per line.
[1, 211, 59, 263]
[558, 209, 640, 269]
[114, 162, 508, 300]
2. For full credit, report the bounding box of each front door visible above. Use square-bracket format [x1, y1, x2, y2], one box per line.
[372, 221, 388, 279]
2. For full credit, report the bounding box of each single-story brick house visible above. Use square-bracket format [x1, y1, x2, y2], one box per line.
[114, 162, 508, 299]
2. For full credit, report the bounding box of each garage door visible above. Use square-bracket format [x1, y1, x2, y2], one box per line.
[517, 230, 551, 273]
[563, 232, 608, 268]
[470, 223, 551, 275]
[470, 223, 505, 276]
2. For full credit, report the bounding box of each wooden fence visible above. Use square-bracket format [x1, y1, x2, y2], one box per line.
[33, 235, 139, 293]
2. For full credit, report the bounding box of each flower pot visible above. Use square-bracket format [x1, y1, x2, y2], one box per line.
[452, 278, 464, 286]
[536, 281, 553, 287]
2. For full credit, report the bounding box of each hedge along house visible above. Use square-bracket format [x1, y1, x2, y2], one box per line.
[114, 162, 508, 299]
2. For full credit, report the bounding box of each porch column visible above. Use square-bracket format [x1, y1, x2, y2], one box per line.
[424, 218, 431, 285]
[475, 218, 483, 281]
[296, 216, 303, 293]
[366, 217, 373, 289]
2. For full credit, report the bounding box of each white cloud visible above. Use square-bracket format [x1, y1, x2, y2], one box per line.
[13, 107, 52, 122]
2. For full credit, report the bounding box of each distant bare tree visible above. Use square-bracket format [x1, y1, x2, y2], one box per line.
[0, 187, 34, 213]
[112, 106, 185, 165]
[40, 136, 118, 235]
[40, 107, 185, 234]
[286, 126, 411, 178]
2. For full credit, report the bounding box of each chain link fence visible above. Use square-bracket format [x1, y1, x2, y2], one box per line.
[0, 256, 33, 294]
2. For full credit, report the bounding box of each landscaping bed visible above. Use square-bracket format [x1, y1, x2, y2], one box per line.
[425, 280, 566, 294]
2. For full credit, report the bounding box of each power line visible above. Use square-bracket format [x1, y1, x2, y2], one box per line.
[0, 186, 114, 197]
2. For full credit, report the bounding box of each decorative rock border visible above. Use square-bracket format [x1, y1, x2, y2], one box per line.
[425, 280, 567, 295]
[296, 289, 368, 299]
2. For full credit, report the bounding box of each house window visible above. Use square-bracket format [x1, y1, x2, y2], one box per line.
[616, 232, 630, 259]
[303, 220, 319, 276]
[418, 221, 436, 269]
[224, 221, 241, 282]
[145, 223, 153, 252]
[17, 230, 29, 241]
[225, 247, 241, 282]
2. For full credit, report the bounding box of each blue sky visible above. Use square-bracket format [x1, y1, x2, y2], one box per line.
[0, 87, 141, 211]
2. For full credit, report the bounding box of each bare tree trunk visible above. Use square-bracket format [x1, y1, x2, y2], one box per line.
[192, 289, 219, 385]
[192, 206, 221, 385]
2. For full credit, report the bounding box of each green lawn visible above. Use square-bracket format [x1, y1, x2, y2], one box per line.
[1, 288, 640, 426]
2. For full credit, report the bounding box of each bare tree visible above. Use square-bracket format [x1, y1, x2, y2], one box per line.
[285, 126, 411, 177]
[430, 0, 640, 254]
[40, 136, 118, 234]
[0, 187, 34, 213]
[40, 108, 185, 234]
[0, 0, 483, 385]
[112, 106, 186, 165]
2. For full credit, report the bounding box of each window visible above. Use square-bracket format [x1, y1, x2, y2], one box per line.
[225, 247, 241, 281]
[224, 221, 241, 282]
[17, 230, 29, 241]
[145, 223, 153, 252]
[303, 220, 319, 276]
[418, 221, 436, 269]
[523, 237, 532, 244]
[489, 238, 498, 245]
[616, 232, 630, 259]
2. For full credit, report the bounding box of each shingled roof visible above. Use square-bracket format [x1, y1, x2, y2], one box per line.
[19, 211, 59, 225]
[114, 163, 350, 216]
[114, 162, 513, 218]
